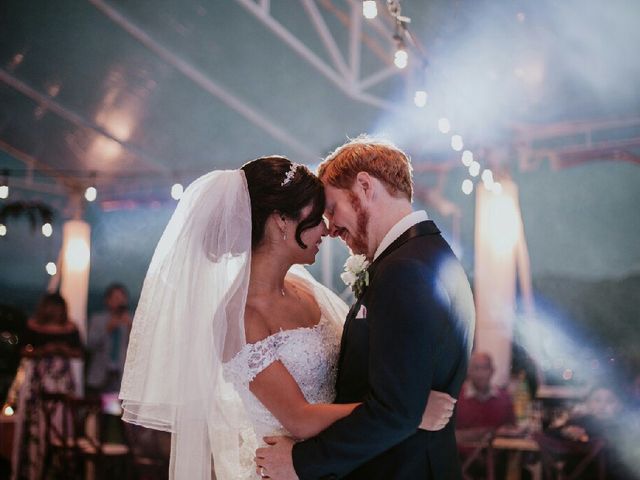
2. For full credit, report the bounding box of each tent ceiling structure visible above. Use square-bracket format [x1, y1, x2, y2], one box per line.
[1, 0, 639, 204]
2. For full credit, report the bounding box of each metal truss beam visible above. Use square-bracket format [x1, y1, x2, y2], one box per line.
[90, 0, 319, 163]
[236, 0, 399, 110]
[0, 68, 169, 175]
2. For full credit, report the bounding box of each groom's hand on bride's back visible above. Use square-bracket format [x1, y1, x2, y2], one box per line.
[420, 390, 457, 431]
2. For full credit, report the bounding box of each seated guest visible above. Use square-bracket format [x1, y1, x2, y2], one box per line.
[456, 352, 515, 479]
[547, 386, 637, 480]
[457, 351, 515, 439]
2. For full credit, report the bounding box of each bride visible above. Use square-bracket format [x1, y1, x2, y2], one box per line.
[119, 156, 455, 479]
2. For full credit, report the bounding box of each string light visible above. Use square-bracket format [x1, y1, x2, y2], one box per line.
[438, 118, 451, 134]
[85, 186, 97, 202]
[469, 161, 481, 177]
[171, 183, 184, 200]
[451, 135, 464, 151]
[46, 262, 57, 276]
[0, 170, 8, 199]
[0, 224, 6, 236]
[42, 222, 53, 237]
[414, 90, 427, 107]
[481, 169, 494, 187]
[461, 150, 474, 167]
[85, 171, 97, 202]
[462, 179, 474, 195]
[394, 45, 408, 69]
[362, 0, 377, 19]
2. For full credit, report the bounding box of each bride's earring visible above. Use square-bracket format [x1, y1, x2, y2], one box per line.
[282, 230, 287, 241]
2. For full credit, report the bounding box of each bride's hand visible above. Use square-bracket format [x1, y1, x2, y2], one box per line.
[419, 390, 456, 431]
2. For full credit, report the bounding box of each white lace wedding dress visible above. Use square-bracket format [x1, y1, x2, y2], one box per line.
[224, 314, 342, 441]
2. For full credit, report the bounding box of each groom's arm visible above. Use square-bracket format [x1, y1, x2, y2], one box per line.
[291, 258, 453, 479]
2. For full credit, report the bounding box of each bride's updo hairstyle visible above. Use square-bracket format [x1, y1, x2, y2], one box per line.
[241, 156, 325, 250]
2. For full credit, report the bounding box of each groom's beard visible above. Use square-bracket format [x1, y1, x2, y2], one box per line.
[348, 192, 370, 256]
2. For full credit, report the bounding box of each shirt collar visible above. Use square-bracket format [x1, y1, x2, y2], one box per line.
[373, 210, 429, 261]
[465, 382, 500, 400]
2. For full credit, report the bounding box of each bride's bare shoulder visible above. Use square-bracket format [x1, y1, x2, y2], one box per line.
[243, 302, 272, 344]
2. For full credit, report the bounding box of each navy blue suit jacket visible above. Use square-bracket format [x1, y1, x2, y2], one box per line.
[292, 220, 476, 479]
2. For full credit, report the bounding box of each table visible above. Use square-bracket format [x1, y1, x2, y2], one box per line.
[492, 434, 541, 480]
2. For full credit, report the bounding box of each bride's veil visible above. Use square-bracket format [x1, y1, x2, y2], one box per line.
[119, 169, 349, 479]
[119, 170, 255, 479]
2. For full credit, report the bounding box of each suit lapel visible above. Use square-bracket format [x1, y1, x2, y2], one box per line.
[367, 220, 441, 285]
[335, 221, 441, 392]
[335, 298, 362, 388]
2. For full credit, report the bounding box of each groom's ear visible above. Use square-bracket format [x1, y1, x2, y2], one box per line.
[355, 172, 375, 201]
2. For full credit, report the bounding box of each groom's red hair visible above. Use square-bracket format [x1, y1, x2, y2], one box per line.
[318, 136, 413, 201]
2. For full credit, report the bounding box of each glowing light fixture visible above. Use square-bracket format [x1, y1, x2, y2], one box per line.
[362, 0, 377, 19]
[46, 262, 57, 276]
[451, 135, 464, 151]
[469, 161, 481, 177]
[0, 224, 6, 236]
[65, 236, 90, 271]
[42, 222, 53, 237]
[2, 405, 13, 416]
[485, 191, 519, 253]
[171, 183, 184, 200]
[414, 90, 427, 107]
[438, 118, 451, 134]
[461, 150, 474, 167]
[462, 179, 474, 195]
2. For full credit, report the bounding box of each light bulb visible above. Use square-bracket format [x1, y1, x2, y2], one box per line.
[438, 118, 451, 134]
[46, 262, 57, 276]
[0, 224, 6, 236]
[42, 222, 53, 237]
[414, 90, 427, 107]
[462, 179, 474, 195]
[451, 135, 464, 152]
[0, 185, 8, 199]
[394, 49, 408, 69]
[362, 0, 377, 19]
[171, 183, 184, 200]
[481, 169, 494, 187]
[469, 161, 480, 177]
[461, 150, 473, 167]
[85, 186, 97, 202]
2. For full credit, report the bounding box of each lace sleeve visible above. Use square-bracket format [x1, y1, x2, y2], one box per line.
[225, 334, 285, 385]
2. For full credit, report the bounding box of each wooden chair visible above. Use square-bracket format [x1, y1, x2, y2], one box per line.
[459, 430, 496, 480]
[40, 392, 131, 479]
[122, 422, 170, 480]
[533, 432, 605, 480]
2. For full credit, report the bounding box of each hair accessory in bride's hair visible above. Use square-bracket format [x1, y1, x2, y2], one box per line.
[281, 162, 301, 186]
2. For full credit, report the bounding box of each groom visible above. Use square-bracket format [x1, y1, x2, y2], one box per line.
[257, 137, 476, 479]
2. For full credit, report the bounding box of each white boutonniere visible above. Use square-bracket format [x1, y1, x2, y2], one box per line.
[340, 254, 370, 299]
